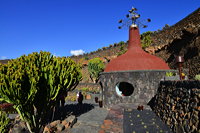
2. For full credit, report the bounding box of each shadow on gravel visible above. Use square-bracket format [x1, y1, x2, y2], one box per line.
[53, 103, 94, 120]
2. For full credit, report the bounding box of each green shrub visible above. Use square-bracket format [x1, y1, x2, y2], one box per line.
[102, 47, 107, 50]
[109, 44, 113, 48]
[84, 56, 89, 60]
[166, 72, 174, 77]
[82, 87, 89, 92]
[65, 94, 77, 102]
[195, 74, 200, 80]
[141, 31, 152, 49]
[0, 111, 10, 133]
[117, 45, 127, 56]
[0, 51, 82, 133]
[88, 58, 105, 83]
[118, 41, 125, 45]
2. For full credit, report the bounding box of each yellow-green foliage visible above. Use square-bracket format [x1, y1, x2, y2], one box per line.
[66, 94, 77, 102]
[141, 31, 152, 49]
[0, 51, 82, 133]
[166, 72, 175, 77]
[81, 87, 89, 92]
[88, 58, 105, 83]
[195, 74, 200, 80]
[0, 111, 10, 133]
[117, 45, 127, 56]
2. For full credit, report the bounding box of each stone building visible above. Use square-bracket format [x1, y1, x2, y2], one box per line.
[100, 24, 170, 108]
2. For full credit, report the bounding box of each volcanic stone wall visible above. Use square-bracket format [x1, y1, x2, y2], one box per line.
[100, 70, 168, 108]
[152, 8, 200, 78]
[75, 83, 101, 92]
[151, 81, 200, 133]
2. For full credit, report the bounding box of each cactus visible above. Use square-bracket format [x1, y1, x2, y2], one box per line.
[0, 111, 10, 133]
[0, 51, 82, 133]
[88, 58, 105, 83]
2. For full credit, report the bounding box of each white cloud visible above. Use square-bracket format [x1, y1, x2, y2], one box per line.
[70, 49, 85, 56]
[0, 56, 7, 60]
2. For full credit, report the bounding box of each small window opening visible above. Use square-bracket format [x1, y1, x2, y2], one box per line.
[115, 82, 134, 96]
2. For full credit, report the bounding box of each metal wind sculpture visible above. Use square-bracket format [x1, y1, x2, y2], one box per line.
[118, 7, 151, 29]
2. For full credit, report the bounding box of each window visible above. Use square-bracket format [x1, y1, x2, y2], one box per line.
[115, 82, 134, 96]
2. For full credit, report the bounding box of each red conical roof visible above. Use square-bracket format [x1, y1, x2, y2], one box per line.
[104, 25, 170, 72]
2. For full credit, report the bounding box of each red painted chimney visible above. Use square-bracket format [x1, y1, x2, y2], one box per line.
[104, 25, 170, 72]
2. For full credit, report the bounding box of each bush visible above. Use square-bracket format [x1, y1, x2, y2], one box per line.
[0, 111, 10, 133]
[195, 74, 200, 80]
[118, 41, 125, 45]
[102, 47, 107, 50]
[165, 72, 175, 77]
[84, 56, 89, 60]
[65, 94, 77, 102]
[88, 58, 105, 83]
[117, 45, 127, 56]
[141, 31, 152, 49]
[0, 51, 82, 132]
[82, 87, 89, 92]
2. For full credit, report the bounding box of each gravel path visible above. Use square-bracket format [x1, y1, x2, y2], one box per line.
[66, 100, 109, 133]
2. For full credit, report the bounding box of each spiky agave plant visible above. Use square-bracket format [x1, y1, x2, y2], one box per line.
[0, 51, 82, 133]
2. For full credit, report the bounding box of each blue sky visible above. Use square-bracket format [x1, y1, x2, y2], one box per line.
[0, 0, 199, 59]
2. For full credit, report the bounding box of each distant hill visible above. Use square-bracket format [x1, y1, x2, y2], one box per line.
[0, 59, 10, 64]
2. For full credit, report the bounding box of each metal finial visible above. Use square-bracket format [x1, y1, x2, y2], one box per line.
[118, 7, 151, 29]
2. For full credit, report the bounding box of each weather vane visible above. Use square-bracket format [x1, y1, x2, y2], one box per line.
[118, 7, 151, 29]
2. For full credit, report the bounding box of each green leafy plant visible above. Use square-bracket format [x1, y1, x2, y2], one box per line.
[84, 56, 89, 60]
[0, 111, 10, 133]
[141, 31, 152, 49]
[81, 87, 89, 92]
[118, 41, 125, 45]
[0, 51, 82, 133]
[195, 74, 200, 80]
[65, 94, 77, 102]
[102, 47, 107, 50]
[166, 72, 174, 77]
[117, 45, 127, 56]
[88, 58, 105, 83]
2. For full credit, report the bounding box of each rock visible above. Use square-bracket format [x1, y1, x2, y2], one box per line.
[11, 126, 24, 133]
[194, 106, 200, 111]
[43, 125, 51, 133]
[63, 115, 77, 128]
[172, 105, 175, 111]
[175, 125, 184, 133]
[61, 120, 70, 129]
[14, 115, 21, 123]
[56, 124, 65, 131]
[50, 120, 61, 127]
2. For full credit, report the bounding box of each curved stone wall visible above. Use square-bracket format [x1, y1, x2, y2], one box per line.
[100, 70, 169, 108]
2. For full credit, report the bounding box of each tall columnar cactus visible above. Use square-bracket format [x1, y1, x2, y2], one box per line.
[0, 111, 10, 133]
[88, 58, 105, 83]
[0, 51, 82, 133]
